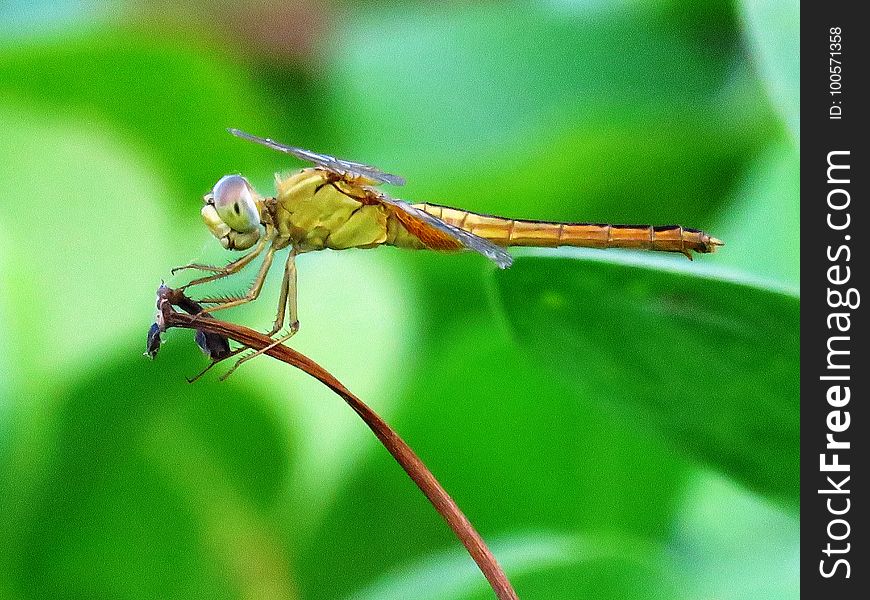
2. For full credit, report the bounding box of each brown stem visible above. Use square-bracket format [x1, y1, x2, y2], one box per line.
[154, 286, 519, 600]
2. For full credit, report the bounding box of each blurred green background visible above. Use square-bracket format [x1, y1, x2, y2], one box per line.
[0, 0, 798, 598]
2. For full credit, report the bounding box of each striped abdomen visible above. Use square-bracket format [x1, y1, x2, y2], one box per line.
[413, 203, 723, 259]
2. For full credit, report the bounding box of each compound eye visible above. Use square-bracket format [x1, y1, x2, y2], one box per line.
[212, 175, 260, 233]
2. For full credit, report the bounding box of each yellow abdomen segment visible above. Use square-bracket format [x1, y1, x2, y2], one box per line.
[412, 203, 723, 258]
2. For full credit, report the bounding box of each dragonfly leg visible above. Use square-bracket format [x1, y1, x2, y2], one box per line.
[195, 244, 277, 314]
[265, 250, 300, 337]
[186, 347, 245, 384]
[171, 262, 224, 275]
[219, 329, 296, 381]
[215, 251, 301, 381]
[177, 233, 271, 291]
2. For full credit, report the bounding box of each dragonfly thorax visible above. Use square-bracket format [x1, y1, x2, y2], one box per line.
[201, 174, 263, 250]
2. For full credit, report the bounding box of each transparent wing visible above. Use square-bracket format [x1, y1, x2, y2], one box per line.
[374, 191, 513, 269]
[228, 128, 406, 186]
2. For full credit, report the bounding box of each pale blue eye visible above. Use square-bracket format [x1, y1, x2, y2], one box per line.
[212, 175, 260, 233]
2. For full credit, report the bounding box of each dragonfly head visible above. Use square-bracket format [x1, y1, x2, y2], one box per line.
[201, 175, 263, 250]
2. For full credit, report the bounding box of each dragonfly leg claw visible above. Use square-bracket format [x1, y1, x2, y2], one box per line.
[266, 320, 299, 339]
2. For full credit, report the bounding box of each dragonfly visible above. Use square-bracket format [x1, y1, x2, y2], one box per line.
[174, 129, 723, 372]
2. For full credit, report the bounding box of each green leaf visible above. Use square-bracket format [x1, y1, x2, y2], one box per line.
[739, 0, 800, 141]
[493, 251, 799, 509]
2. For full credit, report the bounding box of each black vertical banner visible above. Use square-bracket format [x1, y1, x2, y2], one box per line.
[802, 3, 868, 597]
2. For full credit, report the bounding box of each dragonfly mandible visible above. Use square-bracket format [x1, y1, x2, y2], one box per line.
[173, 129, 723, 370]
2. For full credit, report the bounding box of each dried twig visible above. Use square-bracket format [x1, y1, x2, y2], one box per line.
[151, 285, 519, 600]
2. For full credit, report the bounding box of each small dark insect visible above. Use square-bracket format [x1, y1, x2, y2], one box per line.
[194, 329, 233, 361]
[145, 322, 162, 359]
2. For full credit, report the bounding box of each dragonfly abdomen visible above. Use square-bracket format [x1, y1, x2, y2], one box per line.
[414, 203, 722, 258]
